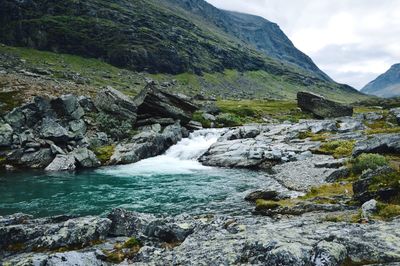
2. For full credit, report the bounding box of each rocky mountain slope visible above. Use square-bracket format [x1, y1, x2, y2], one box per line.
[165, 0, 331, 80]
[362, 64, 400, 98]
[0, 0, 366, 101]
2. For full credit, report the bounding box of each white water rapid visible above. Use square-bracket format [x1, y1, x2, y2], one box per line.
[101, 129, 225, 176]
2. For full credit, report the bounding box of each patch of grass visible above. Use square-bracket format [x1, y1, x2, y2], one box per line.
[192, 111, 211, 128]
[350, 153, 389, 175]
[303, 183, 353, 199]
[366, 127, 400, 135]
[122, 237, 141, 249]
[316, 140, 356, 158]
[298, 131, 330, 141]
[215, 113, 242, 127]
[5, 242, 26, 252]
[374, 202, 400, 220]
[256, 183, 353, 211]
[368, 170, 400, 192]
[0, 91, 23, 114]
[93, 145, 115, 164]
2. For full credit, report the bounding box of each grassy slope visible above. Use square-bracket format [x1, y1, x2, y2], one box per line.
[0, 45, 370, 116]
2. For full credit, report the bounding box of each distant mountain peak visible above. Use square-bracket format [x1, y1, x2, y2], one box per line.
[361, 63, 400, 98]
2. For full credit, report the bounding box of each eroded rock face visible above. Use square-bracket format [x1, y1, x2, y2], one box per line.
[110, 122, 184, 165]
[353, 133, 400, 156]
[0, 123, 13, 147]
[94, 86, 137, 122]
[297, 91, 353, 118]
[134, 84, 198, 125]
[45, 154, 76, 171]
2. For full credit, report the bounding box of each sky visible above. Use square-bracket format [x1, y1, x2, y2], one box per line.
[206, 0, 400, 89]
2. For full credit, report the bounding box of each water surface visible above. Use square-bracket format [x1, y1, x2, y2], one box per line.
[0, 130, 283, 218]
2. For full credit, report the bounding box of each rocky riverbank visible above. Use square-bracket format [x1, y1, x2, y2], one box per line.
[1, 91, 400, 265]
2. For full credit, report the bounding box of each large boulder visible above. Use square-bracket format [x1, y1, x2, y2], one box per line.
[50, 94, 85, 120]
[297, 92, 353, 118]
[390, 108, 400, 125]
[0, 123, 13, 147]
[72, 148, 101, 168]
[110, 122, 184, 165]
[45, 154, 76, 171]
[40, 117, 70, 142]
[3, 102, 42, 132]
[7, 148, 54, 169]
[353, 133, 400, 156]
[94, 87, 137, 122]
[134, 84, 198, 125]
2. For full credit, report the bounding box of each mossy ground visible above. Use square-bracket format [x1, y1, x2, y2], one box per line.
[93, 145, 115, 165]
[316, 140, 356, 159]
[103, 237, 141, 263]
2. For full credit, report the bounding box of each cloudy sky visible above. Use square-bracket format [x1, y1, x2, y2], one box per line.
[206, 0, 400, 89]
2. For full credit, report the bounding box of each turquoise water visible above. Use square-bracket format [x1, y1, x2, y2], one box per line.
[0, 129, 282, 218]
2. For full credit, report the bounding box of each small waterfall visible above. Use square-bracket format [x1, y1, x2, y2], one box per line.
[101, 129, 224, 176]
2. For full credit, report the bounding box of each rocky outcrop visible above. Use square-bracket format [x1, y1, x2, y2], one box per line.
[110, 122, 185, 165]
[0, 122, 13, 147]
[353, 133, 400, 156]
[134, 84, 198, 125]
[45, 154, 76, 171]
[390, 108, 400, 124]
[94, 87, 137, 123]
[297, 91, 353, 118]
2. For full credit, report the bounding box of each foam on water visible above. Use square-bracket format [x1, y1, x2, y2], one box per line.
[99, 129, 225, 176]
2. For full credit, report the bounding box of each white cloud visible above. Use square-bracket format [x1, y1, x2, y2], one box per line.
[206, 0, 400, 89]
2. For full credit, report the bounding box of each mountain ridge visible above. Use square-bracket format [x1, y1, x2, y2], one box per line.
[362, 64, 400, 98]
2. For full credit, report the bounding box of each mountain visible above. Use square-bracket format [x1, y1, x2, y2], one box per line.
[0, 0, 366, 102]
[164, 0, 331, 81]
[362, 64, 400, 98]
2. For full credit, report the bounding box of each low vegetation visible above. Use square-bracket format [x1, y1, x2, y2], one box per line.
[93, 145, 115, 164]
[298, 131, 331, 142]
[103, 237, 141, 263]
[350, 153, 389, 175]
[316, 140, 356, 159]
[374, 202, 400, 220]
[96, 113, 136, 140]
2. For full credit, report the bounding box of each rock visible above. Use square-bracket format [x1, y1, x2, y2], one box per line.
[78, 96, 97, 112]
[94, 87, 137, 122]
[325, 167, 350, 182]
[186, 120, 203, 130]
[69, 119, 87, 137]
[309, 120, 337, 133]
[51, 94, 85, 120]
[390, 108, 400, 124]
[135, 117, 175, 127]
[107, 208, 154, 237]
[145, 220, 194, 243]
[0, 123, 13, 147]
[312, 241, 347, 266]
[45, 154, 76, 171]
[110, 122, 184, 165]
[202, 113, 216, 121]
[297, 92, 353, 118]
[245, 190, 280, 202]
[88, 132, 109, 148]
[338, 118, 365, 133]
[72, 148, 101, 168]
[50, 144, 66, 155]
[353, 133, 400, 156]
[315, 158, 346, 168]
[7, 148, 54, 169]
[361, 199, 378, 220]
[137, 123, 162, 133]
[353, 166, 397, 203]
[40, 117, 70, 142]
[4, 102, 41, 131]
[133, 84, 198, 125]
[364, 112, 384, 121]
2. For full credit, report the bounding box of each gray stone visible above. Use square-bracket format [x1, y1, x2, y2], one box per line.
[362, 199, 378, 220]
[0, 123, 13, 147]
[133, 84, 198, 125]
[297, 91, 353, 118]
[72, 148, 101, 168]
[94, 87, 137, 122]
[186, 120, 203, 130]
[40, 118, 69, 142]
[50, 144, 66, 155]
[45, 154, 76, 171]
[202, 113, 216, 121]
[137, 123, 162, 133]
[312, 241, 347, 266]
[353, 133, 400, 156]
[326, 167, 350, 182]
[7, 148, 54, 169]
[78, 95, 97, 112]
[51, 94, 85, 120]
[107, 208, 154, 237]
[245, 190, 280, 202]
[69, 119, 87, 137]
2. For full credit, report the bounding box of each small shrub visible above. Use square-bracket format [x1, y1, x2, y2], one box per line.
[351, 154, 389, 175]
[192, 111, 211, 128]
[317, 140, 356, 158]
[123, 237, 141, 248]
[93, 145, 115, 164]
[96, 112, 134, 140]
[375, 202, 400, 220]
[303, 183, 353, 200]
[216, 113, 242, 127]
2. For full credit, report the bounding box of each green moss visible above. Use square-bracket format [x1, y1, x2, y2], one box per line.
[216, 113, 242, 127]
[317, 140, 356, 158]
[123, 237, 141, 249]
[374, 202, 400, 220]
[303, 183, 353, 200]
[350, 153, 389, 175]
[298, 131, 330, 141]
[192, 111, 211, 128]
[255, 200, 282, 210]
[366, 127, 400, 135]
[93, 145, 115, 164]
